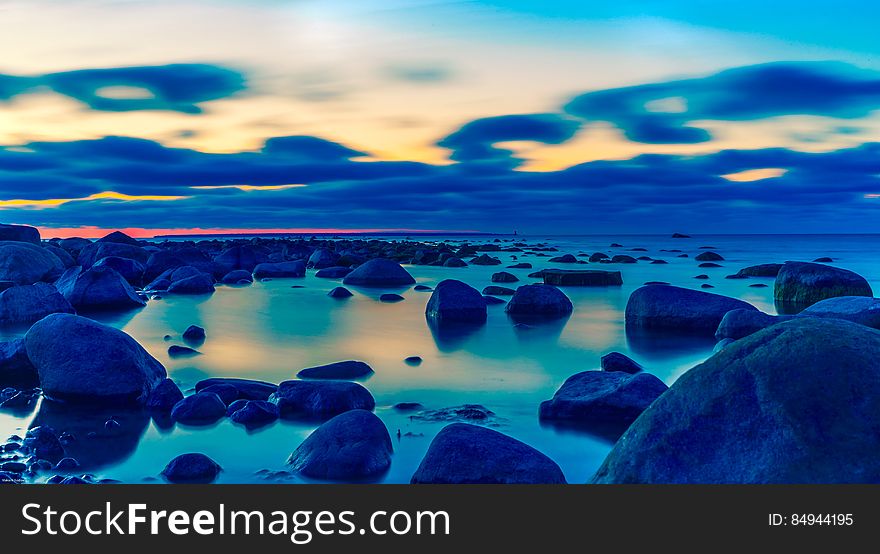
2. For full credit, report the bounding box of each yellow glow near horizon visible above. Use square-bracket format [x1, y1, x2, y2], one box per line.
[721, 168, 788, 182]
[190, 184, 306, 191]
[0, 191, 189, 209]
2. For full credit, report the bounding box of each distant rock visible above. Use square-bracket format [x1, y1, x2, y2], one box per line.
[328, 286, 353, 299]
[379, 293, 405, 303]
[469, 254, 502, 266]
[813, 257, 833, 263]
[505, 284, 573, 319]
[411, 424, 565, 484]
[404, 356, 422, 366]
[270, 380, 375, 419]
[698, 262, 722, 268]
[694, 251, 724, 262]
[221, 269, 253, 284]
[671, 233, 690, 239]
[168, 345, 200, 357]
[548, 254, 577, 263]
[315, 266, 353, 278]
[393, 402, 423, 411]
[482, 285, 516, 296]
[297, 360, 374, 380]
[195, 378, 277, 401]
[507, 263, 532, 269]
[589, 253, 610, 262]
[342, 258, 415, 287]
[214, 245, 269, 272]
[425, 279, 487, 323]
[307, 248, 340, 269]
[0, 283, 75, 325]
[414, 285, 433, 291]
[600, 352, 643, 374]
[774, 261, 872, 312]
[161, 453, 221, 483]
[287, 410, 392, 480]
[0, 223, 40, 244]
[491, 271, 519, 283]
[78, 242, 148, 269]
[170, 392, 227, 424]
[145, 378, 184, 412]
[800, 296, 880, 329]
[25, 314, 166, 405]
[543, 269, 622, 286]
[0, 241, 66, 284]
[97, 231, 141, 246]
[411, 404, 497, 424]
[625, 285, 757, 333]
[735, 263, 783, 278]
[443, 257, 468, 268]
[715, 309, 793, 341]
[610, 255, 637, 264]
[55, 266, 146, 311]
[43, 245, 75, 268]
[143, 248, 215, 282]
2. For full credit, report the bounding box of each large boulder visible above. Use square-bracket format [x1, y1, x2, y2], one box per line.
[92, 256, 145, 286]
[167, 273, 215, 295]
[504, 284, 573, 319]
[252, 261, 306, 280]
[0, 338, 38, 387]
[54, 266, 146, 311]
[411, 423, 566, 484]
[220, 269, 253, 285]
[287, 410, 392, 480]
[0, 283, 74, 325]
[593, 318, 880, 483]
[214, 245, 269, 273]
[24, 313, 166, 405]
[145, 378, 184, 412]
[297, 360, 374, 380]
[97, 231, 140, 246]
[77, 242, 148, 268]
[425, 279, 487, 323]
[170, 392, 227, 424]
[625, 285, 757, 333]
[270, 380, 375, 419]
[307, 248, 340, 269]
[799, 296, 880, 329]
[0, 223, 40, 244]
[143, 248, 216, 282]
[715, 309, 793, 341]
[0, 241, 65, 284]
[774, 261, 872, 313]
[539, 371, 667, 429]
[43, 245, 75, 268]
[161, 453, 221, 483]
[342, 258, 415, 287]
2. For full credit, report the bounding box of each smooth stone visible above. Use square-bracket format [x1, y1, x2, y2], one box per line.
[182, 325, 206, 343]
[195, 378, 278, 401]
[168, 345, 200, 357]
[800, 296, 880, 329]
[214, 245, 269, 273]
[97, 231, 140, 246]
[167, 273, 215, 295]
[393, 402, 423, 411]
[56, 266, 146, 311]
[0, 339, 38, 387]
[161, 453, 221, 483]
[143, 248, 215, 282]
[698, 262, 723, 268]
[469, 254, 502, 266]
[694, 251, 724, 262]
[315, 266, 353, 278]
[505, 284, 573, 319]
[735, 263, 783, 277]
[491, 271, 519, 283]
[413, 285, 433, 291]
[774, 261, 872, 312]
[342, 258, 415, 287]
[548, 254, 577, 263]
[507, 263, 532, 269]
[482, 285, 515, 296]
[298, 360, 374, 380]
[252, 261, 306, 279]
[307, 248, 340, 269]
[443, 257, 468, 267]
[404, 356, 422, 366]
[0, 283, 75, 325]
[425, 279, 487, 323]
[0, 241, 65, 285]
[625, 285, 757, 333]
[200, 384, 240, 405]
[328, 286, 353, 298]
[411, 404, 496, 423]
[228, 400, 279, 428]
[379, 293, 405, 303]
[221, 269, 253, 284]
[170, 392, 227, 424]
[610, 255, 637, 264]
[542, 269, 622, 286]
[600, 352, 644, 374]
[0, 223, 40, 244]
[145, 378, 184, 412]
[92, 256, 145, 285]
[589, 253, 610, 262]
[483, 295, 506, 305]
[22, 426, 65, 464]
[813, 257, 833, 263]
[270, 380, 375, 419]
[715, 309, 793, 341]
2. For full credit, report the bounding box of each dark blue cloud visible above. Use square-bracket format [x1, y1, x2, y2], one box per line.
[384, 64, 453, 83]
[262, 136, 366, 161]
[0, 64, 245, 113]
[565, 62, 880, 143]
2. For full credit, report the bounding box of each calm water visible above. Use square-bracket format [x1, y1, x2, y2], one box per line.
[3, 234, 879, 483]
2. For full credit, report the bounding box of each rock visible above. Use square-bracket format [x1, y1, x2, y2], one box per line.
[228, 400, 279, 428]
[600, 352, 643, 374]
[0, 339, 38, 387]
[701, 284, 714, 288]
[297, 360, 374, 380]
[774, 261, 872, 312]
[443, 257, 468, 267]
[539, 371, 667, 430]
[54, 457, 80, 471]
[307, 248, 340, 269]
[491, 271, 519, 283]
[0, 241, 65, 284]
[698, 262, 722, 268]
[625, 285, 757, 333]
[92, 256, 145, 285]
[214, 245, 268, 272]
[414, 285, 433, 291]
[610, 255, 637, 264]
[98, 231, 140, 246]
[170, 392, 227, 424]
[404, 356, 422, 365]
[287, 410, 392, 480]
[593, 318, 880, 483]
[328, 286, 353, 299]
[0, 283, 74, 325]
[161, 453, 221, 483]
[715, 309, 793, 341]
[195, 378, 278, 401]
[168, 345, 200, 357]
[315, 266, 353, 278]
[182, 325, 206, 343]
[589, 253, 610, 262]
[694, 251, 724, 262]
[342, 258, 415, 287]
[143, 248, 215, 282]
[425, 279, 487, 323]
[220, 269, 253, 284]
[671, 233, 690, 238]
[482, 286, 515, 296]
[252, 261, 308, 280]
[542, 269, 622, 286]
[25, 314, 166, 405]
[23, 426, 65, 463]
[800, 296, 880, 329]
[507, 263, 532, 269]
[167, 273, 215, 295]
[813, 257, 833, 263]
[55, 266, 146, 311]
[411, 404, 497, 424]
[694, 274, 709, 280]
[0, 223, 40, 244]
[411, 424, 565, 484]
[650, 260, 668, 265]
[379, 293, 405, 303]
[548, 254, 577, 263]
[78, 242, 148, 268]
[393, 402, 423, 411]
[505, 284, 573, 319]
[200, 384, 240, 405]
[735, 263, 783, 277]
[483, 295, 506, 305]
[43, 245, 75, 268]
[270, 380, 375, 419]
[145, 378, 184, 412]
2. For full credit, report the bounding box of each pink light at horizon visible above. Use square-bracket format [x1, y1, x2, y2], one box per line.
[36, 226, 482, 239]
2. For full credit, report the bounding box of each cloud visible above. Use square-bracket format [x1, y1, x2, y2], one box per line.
[0, 64, 245, 113]
[565, 62, 880, 143]
[384, 63, 453, 83]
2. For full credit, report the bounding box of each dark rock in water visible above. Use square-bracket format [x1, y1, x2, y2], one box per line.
[0, 339, 38, 387]
[671, 233, 690, 239]
[411, 423, 565, 484]
[749, 283, 768, 288]
[813, 257, 833, 263]
[483, 295, 506, 305]
[307, 248, 340, 269]
[168, 345, 200, 358]
[1, 460, 27, 473]
[228, 400, 279, 428]
[548, 254, 577, 263]
[724, 273, 748, 280]
[491, 271, 519, 283]
[527, 270, 545, 278]
[735, 263, 783, 278]
[226, 399, 248, 416]
[78, 242, 148, 269]
[288, 410, 392, 480]
[220, 269, 253, 284]
[507, 263, 532, 269]
[610, 243, 623, 248]
[404, 356, 422, 366]
[379, 293, 405, 303]
[97, 231, 140, 246]
[167, 273, 215, 295]
[182, 325, 206, 343]
[143, 248, 215, 282]
[298, 360, 374, 380]
[610, 255, 637, 264]
[0, 283, 74, 326]
[482, 285, 515, 296]
[0, 241, 65, 284]
[644, 281, 669, 286]
[0, 223, 40, 245]
[800, 296, 880, 329]
[25, 314, 166, 405]
[677, 253, 689, 258]
[195, 378, 278, 401]
[200, 384, 240, 405]
[774, 261, 872, 313]
[54, 457, 80, 472]
[0, 389, 38, 411]
[328, 286, 353, 299]
[270, 380, 375, 419]
[589, 252, 610, 262]
[426, 279, 487, 323]
[411, 404, 496, 424]
[393, 402, 423, 411]
[252, 260, 306, 279]
[170, 392, 227, 424]
[342, 258, 415, 287]
[505, 284, 573, 319]
[145, 378, 184, 412]
[600, 352, 643, 374]
[23, 426, 65, 463]
[161, 453, 221, 483]
[469, 254, 502, 266]
[593, 318, 880, 483]
[625, 285, 757, 334]
[543, 269, 622, 287]
[694, 251, 724, 262]
[650, 259, 668, 265]
[715, 309, 793, 341]
[701, 284, 714, 289]
[539, 371, 667, 430]
[214, 245, 269, 273]
[414, 285, 433, 291]
[146, 278, 172, 292]
[92, 256, 145, 285]
[315, 266, 353, 278]
[443, 257, 468, 268]
[55, 266, 146, 310]
[694, 274, 709, 280]
[698, 262, 722, 268]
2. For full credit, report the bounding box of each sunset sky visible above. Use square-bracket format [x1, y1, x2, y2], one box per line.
[1, 0, 879, 237]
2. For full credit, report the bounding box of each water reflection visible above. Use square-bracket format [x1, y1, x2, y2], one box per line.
[426, 318, 486, 352]
[625, 325, 716, 362]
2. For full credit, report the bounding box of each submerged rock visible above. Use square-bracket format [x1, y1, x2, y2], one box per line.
[297, 360, 374, 380]
[694, 251, 724, 262]
[482, 285, 515, 296]
[774, 261, 873, 312]
[25, 314, 166, 405]
[425, 279, 487, 323]
[0, 283, 75, 325]
[411, 423, 565, 484]
[168, 345, 200, 357]
[270, 380, 375, 419]
[170, 392, 227, 424]
[342, 258, 415, 287]
[625, 285, 757, 333]
[593, 318, 880, 483]
[799, 296, 880, 329]
[543, 269, 622, 287]
[443, 257, 468, 268]
[55, 266, 146, 311]
[470, 254, 502, 266]
[505, 284, 573, 319]
[491, 271, 519, 283]
[411, 404, 497, 424]
[161, 453, 221, 483]
[287, 410, 392, 480]
[600, 352, 643, 374]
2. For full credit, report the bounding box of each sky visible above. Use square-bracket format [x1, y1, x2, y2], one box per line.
[0, 0, 879, 237]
